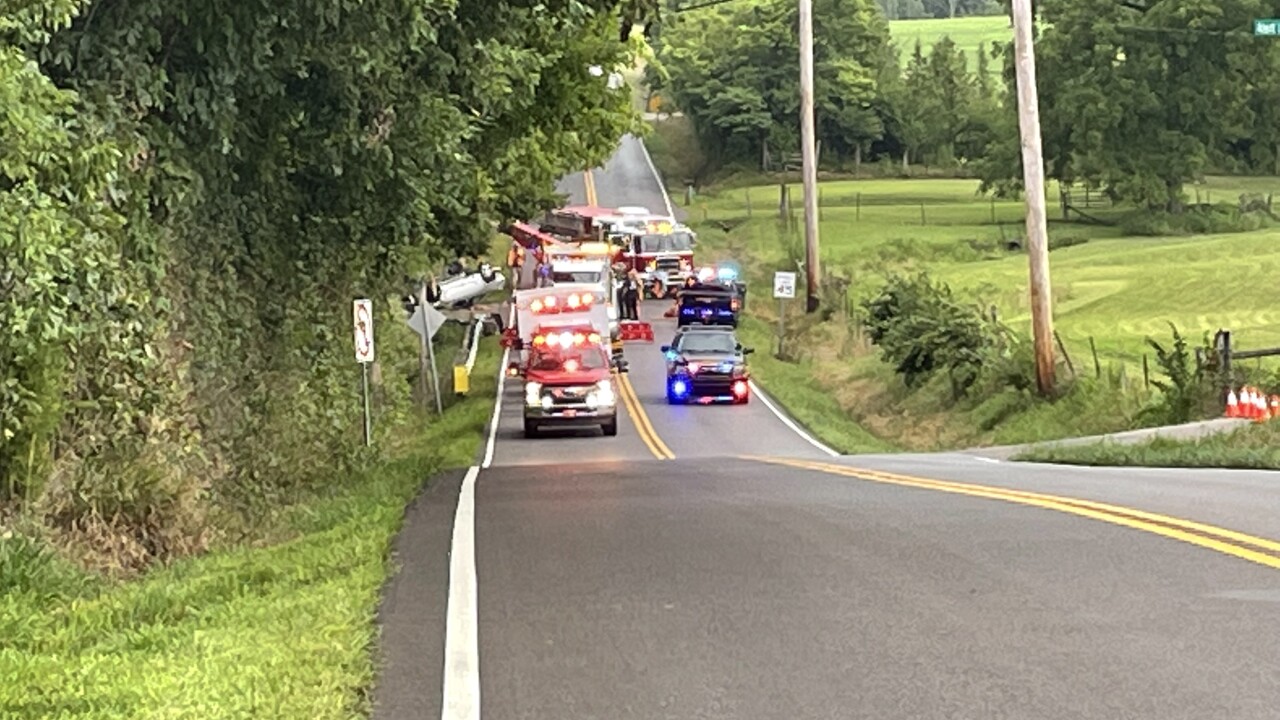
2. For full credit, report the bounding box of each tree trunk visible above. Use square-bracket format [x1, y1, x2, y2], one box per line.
[1166, 180, 1184, 214]
[901, 149, 909, 174]
[854, 143, 862, 177]
[1274, 142, 1279, 177]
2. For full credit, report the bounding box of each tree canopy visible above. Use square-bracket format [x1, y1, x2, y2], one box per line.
[2, 0, 642, 565]
[654, 0, 1280, 211]
[657, 0, 896, 168]
[976, 0, 1280, 209]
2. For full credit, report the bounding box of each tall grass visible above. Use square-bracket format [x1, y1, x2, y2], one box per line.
[0, 339, 502, 719]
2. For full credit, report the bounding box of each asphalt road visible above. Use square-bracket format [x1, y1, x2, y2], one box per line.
[372, 134, 1280, 720]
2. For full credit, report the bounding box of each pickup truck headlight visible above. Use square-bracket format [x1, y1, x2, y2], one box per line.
[590, 379, 616, 407]
[525, 381, 542, 406]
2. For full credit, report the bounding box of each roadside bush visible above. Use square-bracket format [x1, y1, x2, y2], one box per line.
[1137, 323, 1218, 425]
[861, 273, 994, 396]
[1119, 207, 1272, 237]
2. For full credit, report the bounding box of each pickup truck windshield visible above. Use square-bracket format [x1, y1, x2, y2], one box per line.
[639, 232, 693, 253]
[677, 332, 737, 354]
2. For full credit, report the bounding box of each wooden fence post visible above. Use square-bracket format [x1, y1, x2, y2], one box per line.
[1054, 331, 1075, 376]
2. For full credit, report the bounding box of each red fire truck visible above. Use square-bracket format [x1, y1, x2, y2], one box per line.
[541, 206, 697, 297]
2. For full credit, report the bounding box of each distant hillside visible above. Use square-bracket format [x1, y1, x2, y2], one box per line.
[888, 15, 1010, 75]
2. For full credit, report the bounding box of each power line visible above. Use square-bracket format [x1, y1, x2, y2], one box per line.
[672, 0, 743, 13]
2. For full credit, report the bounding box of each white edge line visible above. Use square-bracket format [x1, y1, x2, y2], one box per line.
[973, 456, 1001, 464]
[633, 136, 836, 458]
[747, 380, 840, 457]
[481, 305, 516, 469]
[635, 135, 676, 219]
[441, 465, 480, 720]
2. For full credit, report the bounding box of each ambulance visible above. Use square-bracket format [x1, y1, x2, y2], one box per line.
[502, 287, 623, 438]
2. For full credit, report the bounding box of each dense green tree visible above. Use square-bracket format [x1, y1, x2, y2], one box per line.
[658, 0, 892, 170]
[2, 0, 641, 559]
[979, 0, 1279, 210]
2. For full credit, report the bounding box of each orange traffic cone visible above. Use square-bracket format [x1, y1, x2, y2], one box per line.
[1225, 389, 1240, 418]
[1269, 395, 1280, 420]
[1255, 390, 1270, 422]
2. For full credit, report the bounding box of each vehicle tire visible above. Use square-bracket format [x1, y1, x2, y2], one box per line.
[734, 393, 750, 405]
[479, 264, 497, 283]
[424, 280, 442, 303]
[666, 391, 687, 405]
[602, 418, 618, 436]
[523, 419, 540, 438]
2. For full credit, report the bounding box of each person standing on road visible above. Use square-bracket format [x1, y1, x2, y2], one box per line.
[622, 269, 641, 320]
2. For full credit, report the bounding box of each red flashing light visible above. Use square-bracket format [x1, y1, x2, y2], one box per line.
[687, 362, 701, 374]
[530, 292, 594, 314]
[532, 329, 601, 348]
[732, 380, 748, 397]
[564, 359, 580, 372]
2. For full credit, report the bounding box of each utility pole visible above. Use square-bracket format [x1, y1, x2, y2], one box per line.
[1010, 0, 1055, 394]
[798, 0, 820, 313]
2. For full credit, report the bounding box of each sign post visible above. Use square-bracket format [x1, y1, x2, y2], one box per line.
[773, 271, 796, 357]
[422, 283, 442, 415]
[353, 298, 375, 446]
[408, 285, 446, 415]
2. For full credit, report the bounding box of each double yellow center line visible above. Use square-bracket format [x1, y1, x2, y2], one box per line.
[586, 165, 671, 460]
[615, 370, 674, 459]
[746, 456, 1280, 572]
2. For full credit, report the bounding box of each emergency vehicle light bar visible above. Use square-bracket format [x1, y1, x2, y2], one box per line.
[531, 331, 602, 347]
[530, 291, 595, 314]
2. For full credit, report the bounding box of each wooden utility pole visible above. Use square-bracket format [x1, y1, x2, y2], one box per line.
[1011, 0, 1055, 394]
[799, 0, 821, 313]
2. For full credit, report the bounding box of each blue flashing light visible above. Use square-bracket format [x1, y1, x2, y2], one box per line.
[671, 379, 689, 396]
[717, 266, 737, 280]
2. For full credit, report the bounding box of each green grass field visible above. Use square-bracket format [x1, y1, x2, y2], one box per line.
[1, 338, 502, 719]
[889, 15, 1011, 74]
[682, 174, 1280, 450]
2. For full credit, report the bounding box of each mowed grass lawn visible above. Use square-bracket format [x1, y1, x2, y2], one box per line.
[889, 15, 1012, 73]
[693, 176, 1280, 376]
